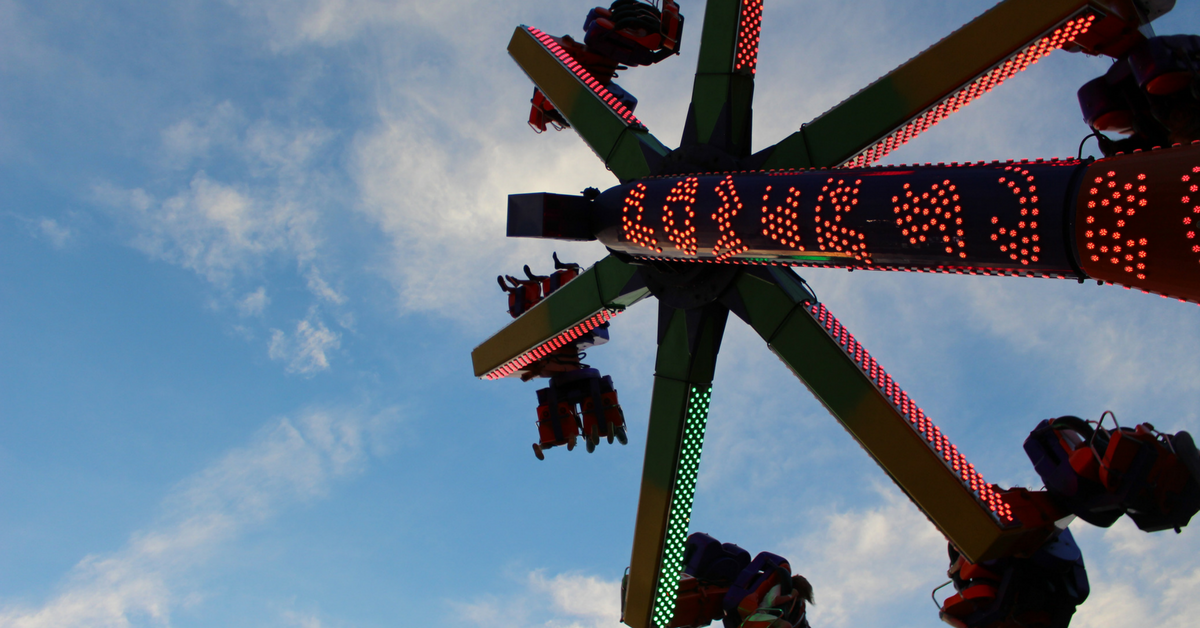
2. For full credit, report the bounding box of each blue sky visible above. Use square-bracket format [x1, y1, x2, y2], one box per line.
[3, 1, 1200, 627]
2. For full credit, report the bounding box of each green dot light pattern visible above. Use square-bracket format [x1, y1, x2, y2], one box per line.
[650, 385, 713, 628]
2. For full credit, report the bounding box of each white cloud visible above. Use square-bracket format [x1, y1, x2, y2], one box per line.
[268, 311, 341, 375]
[98, 102, 335, 292]
[778, 485, 946, 628]
[452, 571, 621, 628]
[0, 408, 393, 628]
[281, 610, 327, 628]
[1071, 517, 1200, 628]
[350, 75, 610, 323]
[225, 0, 406, 50]
[305, 268, 346, 305]
[529, 571, 622, 628]
[96, 172, 319, 286]
[961, 278, 1200, 413]
[38, 218, 71, 248]
[238, 286, 270, 317]
[160, 101, 243, 168]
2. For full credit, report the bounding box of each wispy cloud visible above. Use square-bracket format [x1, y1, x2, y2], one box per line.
[453, 571, 621, 628]
[1071, 517, 1200, 628]
[37, 218, 72, 248]
[350, 67, 609, 323]
[97, 101, 335, 289]
[305, 268, 346, 305]
[225, 0, 407, 51]
[0, 408, 395, 628]
[777, 485, 946, 628]
[268, 310, 341, 375]
[160, 101, 243, 169]
[238, 286, 270, 317]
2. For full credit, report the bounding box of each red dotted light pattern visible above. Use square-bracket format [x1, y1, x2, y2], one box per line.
[842, 12, 1096, 168]
[1183, 167, 1200, 265]
[617, 158, 1095, 281]
[637, 253, 1076, 280]
[807, 302, 1014, 525]
[761, 184, 805, 250]
[663, 177, 700, 255]
[622, 182, 661, 252]
[483, 309, 618, 380]
[895, 180, 966, 257]
[527, 27, 646, 129]
[712, 176, 749, 260]
[816, 178, 872, 263]
[1084, 169, 1149, 281]
[991, 165, 1041, 265]
[734, 0, 764, 75]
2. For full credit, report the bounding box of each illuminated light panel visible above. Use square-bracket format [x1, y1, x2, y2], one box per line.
[1084, 169, 1150, 281]
[990, 165, 1042, 265]
[761, 184, 806, 250]
[712, 176, 749, 261]
[733, 0, 764, 75]
[622, 182, 662, 252]
[482, 309, 619, 380]
[651, 385, 713, 628]
[526, 27, 646, 129]
[895, 179, 966, 258]
[815, 177, 872, 263]
[1183, 166, 1200, 266]
[663, 177, 700, 255]
[633, 254, 1080, 282]
[841, 12, 1097, 168]
[806, 302, 1014, 525]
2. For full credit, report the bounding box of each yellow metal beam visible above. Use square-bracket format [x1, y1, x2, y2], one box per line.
[761, 0, 1139, 169]
[508, 26, 670, 182]
[471, 255, 650, 379]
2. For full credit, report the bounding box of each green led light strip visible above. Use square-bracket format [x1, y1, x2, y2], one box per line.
[651, 385, 713, 628]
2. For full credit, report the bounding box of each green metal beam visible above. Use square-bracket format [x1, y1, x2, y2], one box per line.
[729, 267, 1045, 562]
[623, 303, 727, 628]
[686, 0, 760, 155]
[759, 0, 1102, 169]
[471, 254, 650, 379]
[508, 26, 671, 182]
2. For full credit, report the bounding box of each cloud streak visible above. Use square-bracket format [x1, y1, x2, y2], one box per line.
[0, 408, 392, 628]
[269, 311, 342, 375]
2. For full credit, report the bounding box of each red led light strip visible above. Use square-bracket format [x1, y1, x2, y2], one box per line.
[816, 177, 872, 263]
[635, 157, 1081, 181]
[1183, 167, 1199, 265]
[991, 165, 1042, 265]
[664, 176, 700, 255]
[483, 309, 619, 380]
[896, 179, 966, 258]
[761, 184, 805, 250]
[634, 254, 1083, 280]
[734, 0, 764, 75]
[841, 12, 1097, 168]
[713, 175, 749, 260]
[1084, 168, 1150, 280]
[622, 182, 661, 252]
[806, 302, 1015, 525]
[526, 27, 646, 130]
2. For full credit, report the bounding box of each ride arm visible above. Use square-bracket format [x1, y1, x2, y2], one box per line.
[682, 0, 763, 157]
[508, 26, 671, 182]
[471, 254, 650, 380]
[757, 0, 1152, 170]
[728, 266, 1057, 562]
[624, 302, 727, 628]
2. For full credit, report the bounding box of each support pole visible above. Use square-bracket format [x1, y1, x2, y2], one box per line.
[623, 301, 727, 628]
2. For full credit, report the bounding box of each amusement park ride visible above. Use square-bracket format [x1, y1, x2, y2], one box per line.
[471, 1, 1200, 626]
